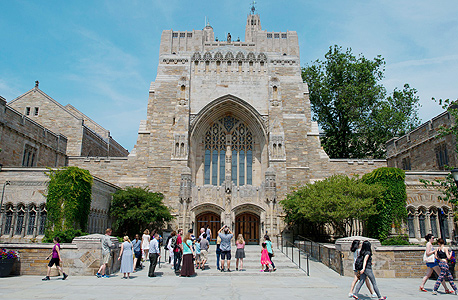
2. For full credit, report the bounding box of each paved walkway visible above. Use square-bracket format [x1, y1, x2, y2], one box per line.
[0, 244, 454, 299]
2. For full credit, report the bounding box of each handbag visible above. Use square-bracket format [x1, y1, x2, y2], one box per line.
[423, 251, 435, 263]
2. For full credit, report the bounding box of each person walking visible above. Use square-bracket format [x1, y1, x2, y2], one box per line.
[218, 225, 234, 272]
[348, 240, 375, 298]
[432, 238, 458, 295]
[195, 238, 201, 269]
[353, 241, 386, 300]
[132, 234, 142, 271]
[235, 234, 245, 271]
[173, 229, 183, 273]
[118, 236, 134, 279]
[42, 237, 68, 281]
[260, 242, 273, 272]
[420, 234, 450, 293]
[141, 229, 150, 261]
[216, 235, 222, 270]
[180, 232, 196, 277]
[264, 235, 276, 271]
[200, 233, 209, 270]
[96, 228, 114, 278]
[167, 231, 176, 265]
[148, 233, 161, 277]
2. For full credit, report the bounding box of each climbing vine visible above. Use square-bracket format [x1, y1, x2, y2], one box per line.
[362, 167, 407, 241]
[45, 167, 93, 233]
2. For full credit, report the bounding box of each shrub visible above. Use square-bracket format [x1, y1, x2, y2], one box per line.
[43, 228, 88, 243]
[381, 234, 410, 245]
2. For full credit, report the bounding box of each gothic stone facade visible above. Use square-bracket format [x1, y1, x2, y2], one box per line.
[0, 96, 67, 168]
[8, 86, 129, 158]
[68, 13, 386, 242]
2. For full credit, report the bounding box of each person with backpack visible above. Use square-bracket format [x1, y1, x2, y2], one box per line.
[353, 241, 386, 300]
[348, 240, 375, 298]
[173, 229, 183, 273]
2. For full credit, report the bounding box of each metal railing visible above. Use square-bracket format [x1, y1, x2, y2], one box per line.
[295, 235, 344, 276]
[276, 235, 310, 276]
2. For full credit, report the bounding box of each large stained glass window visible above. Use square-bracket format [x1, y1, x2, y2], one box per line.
[204, 116, 253, 186]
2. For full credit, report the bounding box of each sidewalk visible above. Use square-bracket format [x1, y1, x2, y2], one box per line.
[0, 244, 453, 299]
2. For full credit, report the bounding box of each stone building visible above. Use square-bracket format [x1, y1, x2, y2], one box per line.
[0, 96, 67, 168]
[69, 11, 386, 243]
[386, 111, 457, 242]
[386, 111, 457, 172]
[0, 168, 118, 243]
[8, 82, 129, 158]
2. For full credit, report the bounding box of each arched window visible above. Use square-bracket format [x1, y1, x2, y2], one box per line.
[16, 206, 25, 235]
[430, 210, 438, 237]
[3, 205, 13, 235]
[407, 209, 415, 238]
[419, 210, 426, 238]
[204, 116, 253, 186]
[28, 206, 37, 235]
[39, 208, 47, 235]
[440, 207, 450, 239]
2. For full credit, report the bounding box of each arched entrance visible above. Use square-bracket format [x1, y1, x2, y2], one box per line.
[196, 212, 221, 242]
[235, 212, 260, 244]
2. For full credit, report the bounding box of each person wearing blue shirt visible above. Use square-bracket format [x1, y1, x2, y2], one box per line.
[132, 234, 142, 271]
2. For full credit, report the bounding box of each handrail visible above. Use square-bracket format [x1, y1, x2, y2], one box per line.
[276, 235, 309, 276]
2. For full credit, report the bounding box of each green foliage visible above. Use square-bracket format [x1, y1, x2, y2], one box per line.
[42, 228, 88, 243]
[302, 45, 420, 159]
[110, 187, 173, 237]
[362, 167, 407, 241]
[45, 167, 93, 232]
[280, 175, 383, 236]
[381, 234, 410, 245]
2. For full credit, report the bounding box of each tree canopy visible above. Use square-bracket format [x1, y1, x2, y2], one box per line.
[110, 187, 173, 237]
[280, 175, 383, 237]
[302, 45, 420, 159]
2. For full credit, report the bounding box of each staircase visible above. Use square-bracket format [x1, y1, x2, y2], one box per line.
[151, 244, 305, 277]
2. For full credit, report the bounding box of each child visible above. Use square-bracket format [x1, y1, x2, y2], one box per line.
[260, 242, 272, 272]
[235, 234, 245, 271]
[42, 237, 68, 281]
[195, 238, 201, 269]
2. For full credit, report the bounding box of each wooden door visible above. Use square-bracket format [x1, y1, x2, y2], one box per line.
[196, 212, 220, 242]
[235, 212, 260, 244]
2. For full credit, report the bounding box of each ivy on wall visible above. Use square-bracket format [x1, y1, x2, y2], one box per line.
[45, 166, 93, 233]
[362, 167, 407, 241]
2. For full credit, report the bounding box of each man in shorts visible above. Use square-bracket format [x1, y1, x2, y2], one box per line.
[218, 225, 233, 272]
[96, 228, 114, 278]
[199, 233, 209, 270]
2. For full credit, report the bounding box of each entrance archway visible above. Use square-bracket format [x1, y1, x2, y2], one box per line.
[235, 212, 260, 244]
[196, 212, 221, 242]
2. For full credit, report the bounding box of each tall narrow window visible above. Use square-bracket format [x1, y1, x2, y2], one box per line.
[419, 213, 426, 238]
[430, 213, 438, 237]
[232, 150, 237, 185]
[25, 107, 31, 115]
[39, 210, 47, 235]
[247, 150, 252, 185]
[4, 210, 13, 235]
[16, 209, 25, 235]
[239, 150, 245, 185]
[212, 150, 218, 185]
[204, 150, 211, 185]
[219, 150, 225, 185]
[28, 209, 36, 235]
[34, 107, 39, 116]
[407, 214, 415, 238]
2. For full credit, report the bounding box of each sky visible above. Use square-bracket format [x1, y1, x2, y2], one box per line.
[1, 0, 457, 152]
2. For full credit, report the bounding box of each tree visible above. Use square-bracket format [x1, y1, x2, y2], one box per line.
[45, 166, 93, 232]
[110, 187, 173, 237]
[302, 45, 420, 159]
[280, 175, 383, 238]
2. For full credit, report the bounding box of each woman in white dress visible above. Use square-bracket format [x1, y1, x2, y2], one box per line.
[141, 229, 150, 261]
[118, 236, 133, 279]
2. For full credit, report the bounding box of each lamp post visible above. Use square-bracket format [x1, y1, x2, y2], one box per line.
[0, 181, 11, 236]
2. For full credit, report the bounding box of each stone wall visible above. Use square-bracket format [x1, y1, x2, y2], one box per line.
[0, 96, 67, 168]
[1, 234, 120, 276]
[0, 168, 119, 243]
[7, 87, 129, 157]
[386, 111, 457, 171]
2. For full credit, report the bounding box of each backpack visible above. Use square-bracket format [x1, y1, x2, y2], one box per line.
[354, 254, 364, 271]
[170, 236, 178, 250]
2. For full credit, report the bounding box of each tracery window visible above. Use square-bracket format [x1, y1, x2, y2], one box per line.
[407, 213, 415, 238]
[418, 211, 426, 238]
[16, 206, 25, 235]
[39, 209, 47, 235]
[430, 212, 438, 237]
[204, 116, 253, 186]
[4, 207, 13, 235]
[28, 207, 37, 235]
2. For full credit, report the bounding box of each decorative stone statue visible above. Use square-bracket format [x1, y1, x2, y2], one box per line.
[227, 32, 231, 43]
